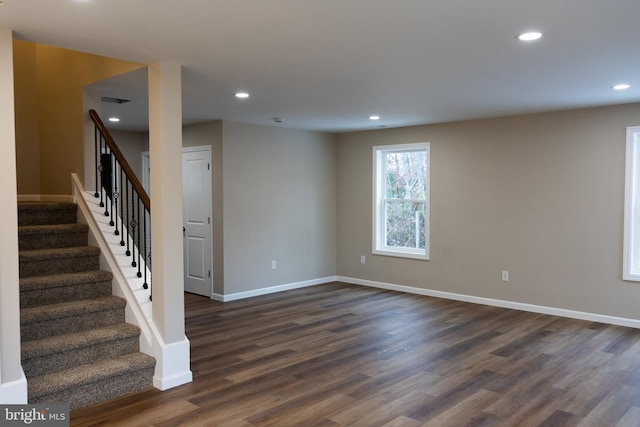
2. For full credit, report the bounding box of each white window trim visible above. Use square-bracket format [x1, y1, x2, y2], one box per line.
[372, 142, 430, 260]
[624, 126, 640, 281]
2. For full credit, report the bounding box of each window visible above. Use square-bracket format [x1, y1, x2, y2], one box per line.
[373, 143, 430, 260]
[624, 126, 640, 280]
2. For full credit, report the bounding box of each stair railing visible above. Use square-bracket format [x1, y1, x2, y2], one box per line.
[89, 109, 151, 300]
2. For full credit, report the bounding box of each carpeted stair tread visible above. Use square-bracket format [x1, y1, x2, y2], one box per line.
[19, 223, 89, 236]
[19, 223, 89, 250]
[19, 246, 101, 277]
[21, 324, 142, 378]
[19, 246, 100, 262]
[20, 271, 113, 308]
[27, 352, 156, 401]
[20, 270, 113, 291]
[21, 296, 125, 324]
[18, 202, 77, 226]
[22, 323, 141, 359]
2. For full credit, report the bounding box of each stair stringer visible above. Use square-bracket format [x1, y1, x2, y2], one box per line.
[71, 173, 192, 391]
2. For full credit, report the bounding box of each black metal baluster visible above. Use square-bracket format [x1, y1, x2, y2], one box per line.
[113, 162, 119, 234]
[108, 153, 115, 225]
[118, 167, 124, 240]
[103, 146, 110, 217]
[143, 209, 149, 290]
[130, 188, 137, 266]
[136, 197, 142, 278]
[148, 241, 152, 301]
[98, 136, 105, 208]
[94, 126, 99, 198]
[125, 179, 131, 254]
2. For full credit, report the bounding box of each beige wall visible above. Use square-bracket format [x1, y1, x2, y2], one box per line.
[13, 40, 143, 195]
[222, 121, 337, 294]
[183, 121, 224, 295]
[337, 102, 640, 320]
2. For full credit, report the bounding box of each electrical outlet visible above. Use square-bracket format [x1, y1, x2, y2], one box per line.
[360, 255, 366, 264]
[501, 270, 509, 282]
[272, 260, 277, 270]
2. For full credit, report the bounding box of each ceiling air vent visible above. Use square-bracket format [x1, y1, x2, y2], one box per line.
[101, 96, 132, 104]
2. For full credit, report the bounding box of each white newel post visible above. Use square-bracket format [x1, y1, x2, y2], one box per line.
[148, 61, 192, 389]
[0, 28, 28, 403]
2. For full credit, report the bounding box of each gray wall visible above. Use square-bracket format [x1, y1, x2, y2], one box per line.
[336, 102, 640, 320]
[222, 121, 337, 294]
[182, 121, 224, 295]
[109, 129, 148, 182]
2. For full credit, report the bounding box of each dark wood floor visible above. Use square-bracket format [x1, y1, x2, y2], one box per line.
[71, 282, 640, 426]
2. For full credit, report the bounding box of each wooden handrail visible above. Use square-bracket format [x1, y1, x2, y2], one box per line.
[89, 109, 150, 212]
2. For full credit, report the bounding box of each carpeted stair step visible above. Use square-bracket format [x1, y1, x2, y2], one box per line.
[19, 246, 100, 278]
[28, 352, 156, 410]
[19, 223, 89, 250]
[18, 202, 77, 226]
[17, 201, 156, 410]
[20, 270, 113, 308]
[21, 296, 126, 342]
[22, 323, 142, 377]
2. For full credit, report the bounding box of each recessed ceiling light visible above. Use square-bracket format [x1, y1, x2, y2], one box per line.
[517, 32, 542, 41]
[108, 117, 120, 123]
[235, 92, 250, 99]
[612, 84, 631, 90]
[369, 115, 380, 121]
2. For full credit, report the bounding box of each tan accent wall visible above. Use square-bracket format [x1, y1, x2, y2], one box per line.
[13, 40, 40, 195]
[13, 40, 143, 195]
[337, 103, 640, 319]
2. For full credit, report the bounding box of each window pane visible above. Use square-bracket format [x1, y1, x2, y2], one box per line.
[385, 151, 427, 200]
[385, 201, 426, 249]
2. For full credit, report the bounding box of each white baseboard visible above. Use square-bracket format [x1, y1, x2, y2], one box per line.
[18, 194, 74, 203]
[152, 338, 193, 391]
[0, 371, 27, 404]
[219, 276, 338, 302]
[337, 276, 640, 329]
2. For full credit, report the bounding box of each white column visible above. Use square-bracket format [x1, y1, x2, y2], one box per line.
[148, 61, 191, 389]
[0, 28, 27, 403]
[148, 61, 185, 342]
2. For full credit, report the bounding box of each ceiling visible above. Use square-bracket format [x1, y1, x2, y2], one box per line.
[2, 0, 639, 132]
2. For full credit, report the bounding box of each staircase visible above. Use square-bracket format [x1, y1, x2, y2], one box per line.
[18, 201, 156, 410]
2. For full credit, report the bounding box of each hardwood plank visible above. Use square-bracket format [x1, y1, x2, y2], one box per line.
[68, 283, 640, 426]
[380, 416, 422, 427]
[576, 385, 640, 427]
[421, 389, 499, 427]
[330, 390, 432, 427]
[614, 406, 640, 427]
[537, 410, 580, 427]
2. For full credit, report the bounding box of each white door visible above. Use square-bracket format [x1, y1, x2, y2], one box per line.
[182, 147, 213, 297]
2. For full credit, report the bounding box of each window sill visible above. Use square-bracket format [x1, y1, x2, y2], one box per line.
[373, 248, 429, 261]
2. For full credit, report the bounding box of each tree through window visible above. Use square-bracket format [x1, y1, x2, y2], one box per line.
[373, 143, 430, 260]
